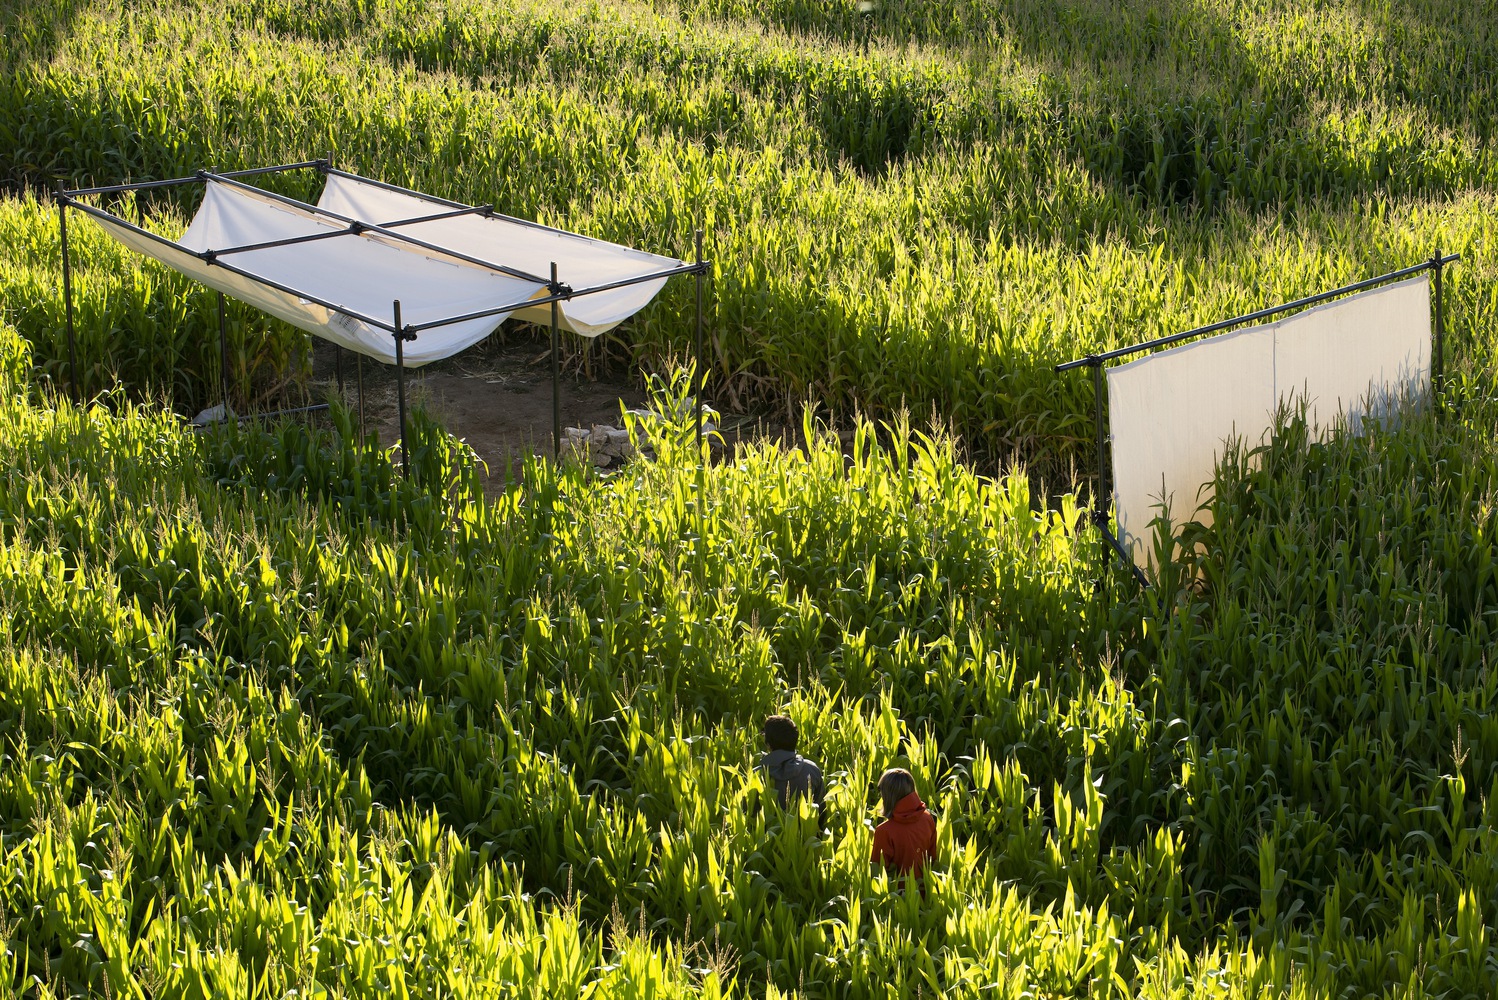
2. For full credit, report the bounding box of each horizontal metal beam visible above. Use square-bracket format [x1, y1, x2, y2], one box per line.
[406, 260, 708, 333]
[200, 256, 396, 332]
[322, 167, 473, 211]
[324, 166, 588, 240]
[406, 290, 572, 333]
[205, 203, 499, 259]
[567, 260, 707, 298]
[208, 227, 359, 258]
[63, 200, 192, 255]
[61, 159, 327, 199]
[1056, 254, 1462, 373]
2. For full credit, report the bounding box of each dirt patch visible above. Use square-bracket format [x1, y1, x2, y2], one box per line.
[292, 331, 795, 495]
[293, 331, 644, 491]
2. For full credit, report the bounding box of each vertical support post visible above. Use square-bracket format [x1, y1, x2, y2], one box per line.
[1091, 358, 1108, 593]
[1432, 246, 1445, 401]
[394, 300, 408, 479]
[695, 228, 705, 451]
[357, 352, 366, 438]
[218, 291, 229, 417]
[551, 262, 562, 459]
[335, 345, 345, 396]
[57, 186, 79, 403]
[693, 231, 708, 576]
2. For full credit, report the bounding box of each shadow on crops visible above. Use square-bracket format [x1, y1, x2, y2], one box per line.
[0, 0, 91, 189]
[713, 0, 1486, 204]
[1334, 0, 1497, 143]
[0, 0, 87, 68]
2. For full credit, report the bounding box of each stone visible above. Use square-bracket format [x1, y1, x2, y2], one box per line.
[191, 403, 234, 426]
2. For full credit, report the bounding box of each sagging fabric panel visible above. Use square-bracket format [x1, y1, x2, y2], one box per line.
[94, 182, 543, 366]
[316, 174, 683, 338]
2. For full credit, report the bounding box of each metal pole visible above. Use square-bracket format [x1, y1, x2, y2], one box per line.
[1433, 246, 1444, 399]
[695, 229, 704, 450]
[1057, 255, 1460, 373]
[218, 291, 229, 416]
[551, 262, 561, 459]
[57, 187, 78, 403]
[1091, 359, 1109, 593]
[357, 352, 366, 438]
[394, 300, 408, 479]
[335, 345, 345, 396]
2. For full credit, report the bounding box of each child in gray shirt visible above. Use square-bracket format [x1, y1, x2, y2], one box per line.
[756, 714, 827, 827]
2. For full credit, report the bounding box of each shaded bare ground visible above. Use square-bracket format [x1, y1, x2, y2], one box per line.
[300, 331, 792, 494]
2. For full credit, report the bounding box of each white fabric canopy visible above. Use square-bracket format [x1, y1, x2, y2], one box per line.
[1107, 275, 1431, 567]
[92, 172, 685, 367]
[317, 174, 682, 338]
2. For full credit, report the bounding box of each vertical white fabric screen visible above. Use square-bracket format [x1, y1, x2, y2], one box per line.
[1107, 274, 1432, 567]
[1274, 275, 1431, 434]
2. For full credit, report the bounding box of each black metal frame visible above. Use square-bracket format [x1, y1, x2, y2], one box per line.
[55, 159, 714, 476]
[1057, 252, 1460, 590]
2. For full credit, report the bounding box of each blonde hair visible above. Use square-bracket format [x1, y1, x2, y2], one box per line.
[878, 768, 916, 818]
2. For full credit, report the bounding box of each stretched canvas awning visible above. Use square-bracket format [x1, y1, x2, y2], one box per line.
[1107, 275, 1431, 568]
[66, 164, 695, 368]
[317, 173, 682, 339]
[57, 160, 712, 468]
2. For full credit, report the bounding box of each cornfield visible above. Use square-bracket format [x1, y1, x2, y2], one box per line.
[4, 0, 1497, 469]
[3, 0, 1498, 996]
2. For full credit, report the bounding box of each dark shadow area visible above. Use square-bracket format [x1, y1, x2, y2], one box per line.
[27, 0, 1479, 212]
[0, 0, 87, 68]
[0, 0, 91, 189]
[672, 0, 1493, 201]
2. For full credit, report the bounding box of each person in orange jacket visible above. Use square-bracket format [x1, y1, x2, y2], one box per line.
[870, 768, 937, 879]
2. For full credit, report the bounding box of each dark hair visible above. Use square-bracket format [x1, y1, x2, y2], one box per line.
[763, 715, 798, 752]
[878, 768, 916, 818]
